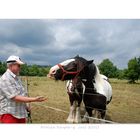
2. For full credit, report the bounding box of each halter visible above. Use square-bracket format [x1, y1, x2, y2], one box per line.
[57, 63, 85, 81]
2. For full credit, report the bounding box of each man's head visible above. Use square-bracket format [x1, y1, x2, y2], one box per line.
[6, 55, 25, 75]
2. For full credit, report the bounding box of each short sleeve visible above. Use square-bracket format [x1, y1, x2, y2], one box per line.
[1, 79, 20, 99]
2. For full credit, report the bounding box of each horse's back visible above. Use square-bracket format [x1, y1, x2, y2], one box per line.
[102, 79, 112, 102]
[94, 74, 112, 102]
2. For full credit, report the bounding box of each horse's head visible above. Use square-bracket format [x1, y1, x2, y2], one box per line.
[48, 55, 94, 81]
[68, 77, 84, 95]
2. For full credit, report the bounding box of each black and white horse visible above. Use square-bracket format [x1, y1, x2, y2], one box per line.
[48, 56, 112, 123]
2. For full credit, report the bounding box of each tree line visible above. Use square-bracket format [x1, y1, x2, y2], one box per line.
[0, 62, 51, 77]
[98, 57, 140, 83]
[0, 56, 140, 83]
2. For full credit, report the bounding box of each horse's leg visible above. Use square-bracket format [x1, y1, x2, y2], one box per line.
[74, 105, 81, 123]
[100, 104, 107, 123]
[94, 110, 107, 123]
[82, 99, 91, 123]
[82, 112, 89, 123]
[66, 95, 76, 123]
[85, 108, 94, 123]
[66, 104, 76, 123]
[86, 108, 102, 123]
[88, 109, 96, 123]
[92, 110, 102, 123]
[74, 95, 82, 123]
[93, 105, 106, 123]
[101, 110, 106, 119]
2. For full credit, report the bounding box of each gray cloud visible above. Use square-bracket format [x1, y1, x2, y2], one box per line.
[0, 19, 140, 68]
[0, 20, 54, 47]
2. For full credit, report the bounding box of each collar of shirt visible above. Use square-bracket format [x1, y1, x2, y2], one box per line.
[7, 69, 17, 79]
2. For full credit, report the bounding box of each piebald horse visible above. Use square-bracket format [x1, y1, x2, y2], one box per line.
[48, 56, 112, 123]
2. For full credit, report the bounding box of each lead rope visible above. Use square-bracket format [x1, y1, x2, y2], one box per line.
[26, 76, 32, 123]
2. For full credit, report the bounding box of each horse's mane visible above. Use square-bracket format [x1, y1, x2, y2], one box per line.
[75, 56, 104, 92]
[94, 65, 104, 93]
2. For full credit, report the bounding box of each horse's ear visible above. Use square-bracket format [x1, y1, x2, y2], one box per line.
[74, 55, 79, 58]
[87, 60, 94, 65]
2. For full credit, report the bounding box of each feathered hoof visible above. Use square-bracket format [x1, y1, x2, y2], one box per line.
[82, 117, 89, 123]
[74, 118, 82, 123]
[66, 118, 74, 123]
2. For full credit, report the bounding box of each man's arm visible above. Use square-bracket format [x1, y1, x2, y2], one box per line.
[12, 95, 47, 103]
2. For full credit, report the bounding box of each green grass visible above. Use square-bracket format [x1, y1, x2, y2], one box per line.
[22, 77, 140, 123]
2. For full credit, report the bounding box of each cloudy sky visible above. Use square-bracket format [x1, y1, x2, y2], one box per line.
[0, 19, 140, 68]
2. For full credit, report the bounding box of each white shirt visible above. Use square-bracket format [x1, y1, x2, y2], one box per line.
[0, 69, 27, 119]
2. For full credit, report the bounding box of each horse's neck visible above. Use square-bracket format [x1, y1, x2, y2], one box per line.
[85, 64, 104, 92]
[82, 76, 96, 94]
[85, 63, 98, 84]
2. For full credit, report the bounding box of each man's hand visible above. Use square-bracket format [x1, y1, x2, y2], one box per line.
[12, 95, 47, 103]
[34, 96, 47, 102]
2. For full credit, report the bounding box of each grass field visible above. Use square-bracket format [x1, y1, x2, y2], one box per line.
[22, 77, 140, 123]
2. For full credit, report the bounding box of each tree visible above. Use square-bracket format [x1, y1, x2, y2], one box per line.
[38, 68, 47, 76]
[0, 61, 6, 75]
[137, 57, 140, 79]
[28, 65, 40, 76]
[0, 60, 50, 76]
[98, 59, 118, 78]
[127, 57, 139, 83]
[20, 64, 29, 76]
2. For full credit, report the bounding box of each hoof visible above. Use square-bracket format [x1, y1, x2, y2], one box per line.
[66, 118, 74, 123]
[74, 118, 82, 123]
[82, 117, 89, 123]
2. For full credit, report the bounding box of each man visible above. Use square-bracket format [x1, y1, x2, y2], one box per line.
[0, 55, 47, 123]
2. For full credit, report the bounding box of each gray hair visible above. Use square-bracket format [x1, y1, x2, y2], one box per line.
[7, 62, 16, 68]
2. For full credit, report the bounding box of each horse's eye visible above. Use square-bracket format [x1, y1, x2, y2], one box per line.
[52, 70, 56, 74]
